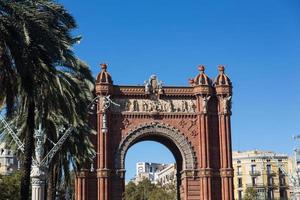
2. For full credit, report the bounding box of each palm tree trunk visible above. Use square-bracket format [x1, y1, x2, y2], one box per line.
[47, 162, 58, 200]
[47, 166, 54, 200]
[20, 97, 35, 200]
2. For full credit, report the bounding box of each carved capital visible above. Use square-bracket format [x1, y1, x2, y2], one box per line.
[181, 170, 197, 178]
[198, 168, 213, 177]
[77, 169, 90, 178]
[215, 85, 232, 95]
[97, 169, 111, 178]
[220, 168, 234, 177]
[193, 85, 211, 95]
[116, 169, 126, 179]
[95, 83, 113, 95]
[31, 178, 46, 186]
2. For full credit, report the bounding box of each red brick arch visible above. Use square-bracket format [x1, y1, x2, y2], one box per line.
[75, 65, 234, 200]
[115, 122, 197, 171]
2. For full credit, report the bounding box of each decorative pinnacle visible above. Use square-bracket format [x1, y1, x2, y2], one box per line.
[188, 78, 194, 85]
[100, 63, 108, 71]
[198, 65, 205, 73]
[218, 65, 225, 73]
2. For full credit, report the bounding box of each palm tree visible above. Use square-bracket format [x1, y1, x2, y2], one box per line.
[0, 1, 95, 199]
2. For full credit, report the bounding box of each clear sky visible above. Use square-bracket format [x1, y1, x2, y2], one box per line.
[60, 0, 300, 181]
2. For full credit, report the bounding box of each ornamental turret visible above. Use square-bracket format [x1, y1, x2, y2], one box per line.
[190, 65, 212, 95]
[214, 65, 232, 95]
[96, 63, 113, 95]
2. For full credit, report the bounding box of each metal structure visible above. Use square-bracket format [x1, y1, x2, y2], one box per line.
[88, 95, 119, 173]
[31, 124, 74, 200]
[0, 114, 25, 152]
[0, 113, 74, 200]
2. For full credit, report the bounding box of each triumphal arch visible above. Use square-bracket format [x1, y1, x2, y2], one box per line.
[75, 64, 234, 200]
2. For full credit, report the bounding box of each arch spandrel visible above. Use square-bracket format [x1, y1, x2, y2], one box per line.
[115, 122, 197, 171]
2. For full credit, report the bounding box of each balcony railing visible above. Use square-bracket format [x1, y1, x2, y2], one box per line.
[266, 170, 276, 176]
[236, 171, 242, 176]
[267, 183, 277, 188]
[279, 182, 288, 188]
[249, 170, 261, 176]
[246, 183, 265, 188]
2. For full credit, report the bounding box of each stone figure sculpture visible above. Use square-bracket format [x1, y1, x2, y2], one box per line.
[221, 96, 231, 114]
[202, 96, 211, 114]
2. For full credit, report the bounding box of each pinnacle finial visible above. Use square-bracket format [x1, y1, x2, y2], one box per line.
[100, 63, 108, 71]
[218, 65, 225, 73]
[198, 65, 205, 73]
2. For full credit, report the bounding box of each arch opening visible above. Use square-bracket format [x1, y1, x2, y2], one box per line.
[115, 122, 197, 200]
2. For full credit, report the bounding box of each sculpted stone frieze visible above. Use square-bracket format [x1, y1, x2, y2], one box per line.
[110, 98, 196, 113]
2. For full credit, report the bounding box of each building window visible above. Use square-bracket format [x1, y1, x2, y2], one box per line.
[266, 164, 271, 174]
[238, 178, 242, 188]
[238, 191, 242, 200]
[237, 166, 241, 175]
[252, 177, 256, 186]
[268, 177, 273, 186]
[280, 177, 285, 186]
[268, 189, 274, 199]
[251, 165, 256, 173]
[280, 189, 286, 199]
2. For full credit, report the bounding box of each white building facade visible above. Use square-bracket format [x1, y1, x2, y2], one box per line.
[134, 162, 176, 185]
[0, 142, 19, 175]
[233, 150, 290, 200]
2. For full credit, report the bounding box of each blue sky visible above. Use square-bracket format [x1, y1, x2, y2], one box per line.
[60, 0, 300, 180]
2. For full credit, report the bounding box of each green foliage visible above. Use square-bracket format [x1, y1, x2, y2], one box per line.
[0, 1, 95, 199]
[125, 179, 176, 200]
[0, 172, 22, 200]
[243, 187, 259, 200]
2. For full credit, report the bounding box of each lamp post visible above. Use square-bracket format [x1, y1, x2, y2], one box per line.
[30, 124, 74, 200]
[31, 124, 45, 200]
[0, 114, 74, 200]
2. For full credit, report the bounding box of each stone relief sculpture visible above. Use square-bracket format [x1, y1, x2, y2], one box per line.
[125, 100, 131, 111]
[133, 99, 139, 111]
[144, 80, 150, 93]
[144, 74, 163, 94]
[202, 96, 211, 114]
[142, 100, 148, 112]
[181, 100, 188, 112]
[110, 98, 196, 113]
[220, 96, 231, 114]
